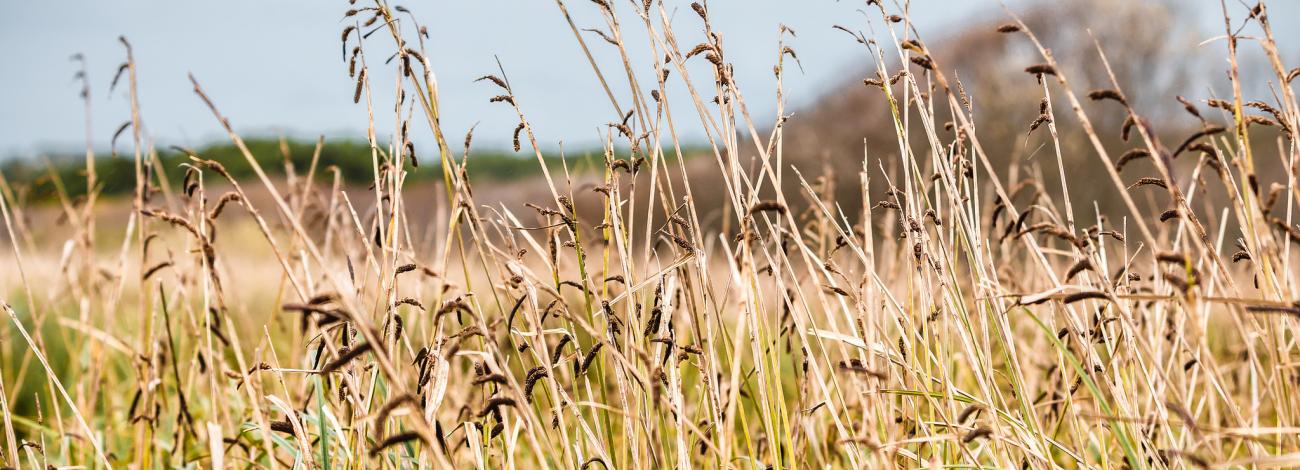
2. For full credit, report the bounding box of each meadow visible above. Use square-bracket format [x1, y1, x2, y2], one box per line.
[1, 0, 1299, 468]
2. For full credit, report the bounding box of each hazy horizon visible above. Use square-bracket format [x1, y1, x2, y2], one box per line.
[1, 1, 1294, 160]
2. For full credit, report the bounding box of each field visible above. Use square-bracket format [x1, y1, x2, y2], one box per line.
[2, 0, 1300, 468]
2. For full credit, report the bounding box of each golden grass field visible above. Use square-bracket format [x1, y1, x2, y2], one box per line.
[2, 0, 1300, 468]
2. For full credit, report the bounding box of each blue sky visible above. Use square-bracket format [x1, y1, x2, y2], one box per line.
[0, 1, 1293, 158]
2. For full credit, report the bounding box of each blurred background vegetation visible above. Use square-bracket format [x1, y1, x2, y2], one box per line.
[1, 0, 1293, 227]
[1, 138, 603, 203]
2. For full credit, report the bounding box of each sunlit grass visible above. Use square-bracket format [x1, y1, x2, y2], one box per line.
[1, 0, 1299, 468]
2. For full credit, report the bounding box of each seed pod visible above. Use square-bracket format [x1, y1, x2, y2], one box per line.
[1156, 251, 1189, 265]
[353, 69, 366, 103]
[1024, 64, 1056, 76]
[394, 299, 422, 314]
[473, 374, 508, 386]
[551, 336, 572, 365]
[1028, 114, 1051, 134]
[270, 420, 297, 436]
[475, 74, 508, 90]
[1115, 149, 1151, 171]
[996, 24, 1020, 33]
[583, 27, 618, 46]
[1270, 218, 1300, 243]
[1245, 115, 1277, 128]
[209, 192, 243, 219]
[1065, 258, 1093, 281]
[347, 47, 360, 77]
[1063, 291, 1109, 304]
[1171, 125, 1226, 159]
[1128, 177, 1168, 190]
[320, 342, 373, 374]
[304, 292, 335, 306]
[663, 231, 696, 254]
[477, 397, 517, 417]
[703, 53, 723, 67]
[523, 367, 547, 402]
[1245, 100, 1280, 116]
[143, 261, 173, 280]
[512, 122, 525, 152]
[370, 432, 422, 456]
[435, 299, 472, 322]
[361, 11, 381, 27]
[1187, 142, 1215, 155]
[110, 62, 129, 93]
[906, 56, 933, 70]
[341, 26, 357, 61]
[579, 343, 603, 374]
[1087, 89, 1126, 105]
[837, 359, 886, 379]
[1205, 98, 1232, 110]
[957, 404, 983, 423]
[690, 2, 706, 19]
[900, 39, 924, 54]
[111, 121, 132, 151]
[962, 426, 992, 443]
[1175, 96, 1202, 120]
[832, 25, 865, 44]
[747, 200, 787, 216]
[1121, 115, 1137, 141]
[1245, 305, 1300, 318]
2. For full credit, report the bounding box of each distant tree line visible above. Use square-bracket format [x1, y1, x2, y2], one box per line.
[0, 138, 621, 202]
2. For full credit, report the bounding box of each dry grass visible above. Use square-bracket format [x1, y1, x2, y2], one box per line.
[2, 0, 1300, 468]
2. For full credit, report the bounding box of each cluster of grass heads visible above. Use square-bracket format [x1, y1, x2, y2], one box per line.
[1, 0, 1299, 468]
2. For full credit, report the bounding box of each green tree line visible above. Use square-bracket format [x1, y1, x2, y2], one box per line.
[1, 138, 611, 202]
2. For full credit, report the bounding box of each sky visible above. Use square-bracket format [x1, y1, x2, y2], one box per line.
[0, 1, 1294, 159]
